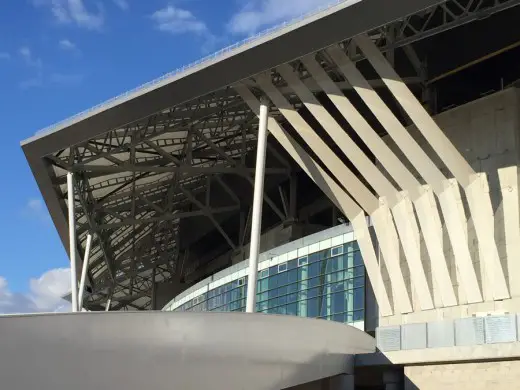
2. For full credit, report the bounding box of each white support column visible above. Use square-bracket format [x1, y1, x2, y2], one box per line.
[355, 34, 509, 301]
[151, 267, 157, 310]
[105, 295, 112, 312]
[326, 44, 482, 304]
[278, 63, 433, 311]
[235, 84, 393, 316]
[77, 233, 92, 310]
[256, 75, 412, 313]
[245, 97, 269, 313]
[301, 53, 456, 308]
[67, 172, 79, 313]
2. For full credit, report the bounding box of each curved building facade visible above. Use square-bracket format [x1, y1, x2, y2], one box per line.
[163, 224, 369, 330]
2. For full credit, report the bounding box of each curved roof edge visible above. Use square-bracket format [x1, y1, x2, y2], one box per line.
[0, 312, 375, 389]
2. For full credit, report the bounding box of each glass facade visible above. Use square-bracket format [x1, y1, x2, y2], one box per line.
[170, 241, 365, 326]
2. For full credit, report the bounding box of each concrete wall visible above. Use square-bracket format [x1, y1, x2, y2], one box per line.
[378, 88, 520, 325]
[404, 361, 520, 390]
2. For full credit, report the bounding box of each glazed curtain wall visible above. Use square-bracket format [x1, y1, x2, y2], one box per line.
[169, 241, 365, 325]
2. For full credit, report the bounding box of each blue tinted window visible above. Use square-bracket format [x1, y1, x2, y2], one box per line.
[320, 249, 331, 260]
[353, 288, 364, 310]
[308, 262, 320, 278]
[331, 245, 343, 256]
[309, 253, 319, 263]
[287, 282, 298, 294]
[171, 240, 365, 325]
[288, 269, 298, 284]
[353, 251, 363, 267]
[307, 298, 318, 317]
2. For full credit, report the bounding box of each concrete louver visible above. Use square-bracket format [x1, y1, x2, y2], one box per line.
[255, 74, 413, 314]
[235, 35, 512, 317]
[276, 63, 435, 312]
[299, 54, 457, 309]
[235, 84, 393, 316]
[353, 35, 509, 302]
[324, 43, 484, 305]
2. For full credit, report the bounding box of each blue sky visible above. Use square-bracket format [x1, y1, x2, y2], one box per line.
[0, 0, 331, 313]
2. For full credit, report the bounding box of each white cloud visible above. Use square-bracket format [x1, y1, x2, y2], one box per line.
[27, 198, 44, 212]
[18, 46, 43, 68]
[227, 0, 331, 35]
[59, 38, 76, 50]
[0, 52, 10, 60]
[34, 0, 104, 31]
[0, 268, 70, 314]
[151, 5, 208, 35]
[22, 198, 50, 220]
[113, 0, 128, 11]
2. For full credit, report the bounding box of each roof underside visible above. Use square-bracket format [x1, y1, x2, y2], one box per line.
[22, 0, 520, 310]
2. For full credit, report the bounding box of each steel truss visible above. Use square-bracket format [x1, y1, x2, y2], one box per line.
[47, 0, 519, 311]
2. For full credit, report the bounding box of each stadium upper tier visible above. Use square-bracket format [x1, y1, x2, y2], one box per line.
[21, 0, 520, 311]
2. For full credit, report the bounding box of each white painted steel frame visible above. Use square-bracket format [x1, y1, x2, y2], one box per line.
[67, 172, 79, 313]
[78, 233, 92, 310]
[245, 98, 269, 313]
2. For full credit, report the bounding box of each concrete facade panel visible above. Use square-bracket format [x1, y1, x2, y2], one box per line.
[378, 88, 520, 324]
[401, 323, 427, 350]
[405, 361, 520, 390]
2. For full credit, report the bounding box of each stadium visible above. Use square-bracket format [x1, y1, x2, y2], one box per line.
[7, 0, 520, 388]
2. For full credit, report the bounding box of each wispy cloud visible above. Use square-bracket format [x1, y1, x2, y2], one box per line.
[59, 38, 76, 51]
[227, 0, 331, 35]
[113, 0, 129, 11]
[18, 47, 44, 89]
[0, 269, 71, 314]
[22, 198, 50, 219]
[151, 5, 209, 35]
[150, 5, 220, 52]
[33, 0, 104, 31]
[19, 46, 43, 68]
[0, 52, 10, 60]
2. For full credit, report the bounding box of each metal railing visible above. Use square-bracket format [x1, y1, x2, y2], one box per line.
[36, 0, 353, 136]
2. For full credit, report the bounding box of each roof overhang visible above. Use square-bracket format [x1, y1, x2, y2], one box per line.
[22, 0, 443, 248]
[21, 0, 446, 310]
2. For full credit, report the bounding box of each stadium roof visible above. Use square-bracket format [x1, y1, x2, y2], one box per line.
[21, 0, 518, 310]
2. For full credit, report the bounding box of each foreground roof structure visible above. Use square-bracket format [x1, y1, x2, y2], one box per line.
[22, 0, 520, 311]
[0, 312, 375, 389]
